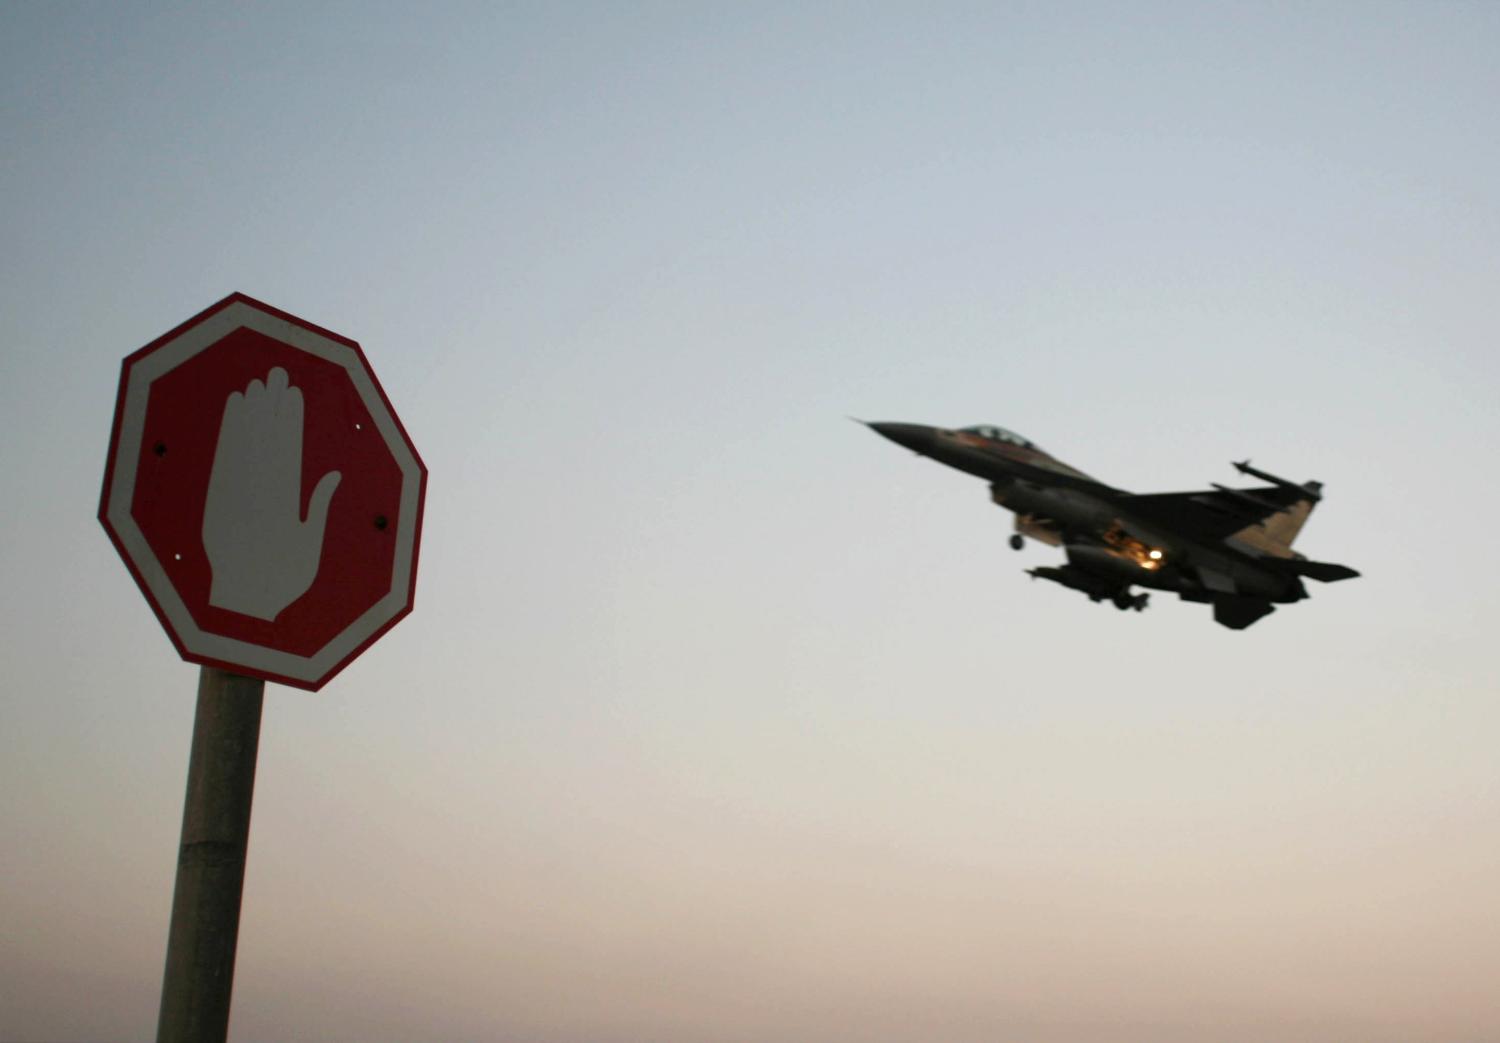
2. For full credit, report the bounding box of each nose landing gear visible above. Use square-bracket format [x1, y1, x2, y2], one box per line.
[1009, 534, 1025, 551]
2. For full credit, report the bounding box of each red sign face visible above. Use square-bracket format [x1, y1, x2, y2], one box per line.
[100, 294, 427, 690]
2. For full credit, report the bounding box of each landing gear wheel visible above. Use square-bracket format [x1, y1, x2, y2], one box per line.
[1112, 592, 1135, 611]
[1009, 534, 1024, 551]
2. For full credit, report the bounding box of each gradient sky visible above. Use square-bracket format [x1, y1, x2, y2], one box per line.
[4, 4, 1499, 1041]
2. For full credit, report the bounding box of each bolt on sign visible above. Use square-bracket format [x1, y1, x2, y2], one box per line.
[100, 293, 427, 690]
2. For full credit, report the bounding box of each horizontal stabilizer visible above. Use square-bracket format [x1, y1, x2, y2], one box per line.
[1285, 559, 1361, 583]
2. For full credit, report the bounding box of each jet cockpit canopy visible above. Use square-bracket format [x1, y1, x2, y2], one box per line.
[960, 425, 1039, 451]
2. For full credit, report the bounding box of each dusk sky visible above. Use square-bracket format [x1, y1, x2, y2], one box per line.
[4, 3, 1499, 1041]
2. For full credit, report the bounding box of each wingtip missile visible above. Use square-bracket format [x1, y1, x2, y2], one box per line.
[1232, 459, 1322, 501]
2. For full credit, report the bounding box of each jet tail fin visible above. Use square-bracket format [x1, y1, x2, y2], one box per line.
[1224, 462, 1326, 555]
[1230, 497, 1316, 555]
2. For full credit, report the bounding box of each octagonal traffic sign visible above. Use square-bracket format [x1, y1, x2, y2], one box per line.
[100, 293, 427, 690]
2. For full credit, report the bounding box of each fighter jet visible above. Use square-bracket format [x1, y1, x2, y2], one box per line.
[864, 421, 1358, 629]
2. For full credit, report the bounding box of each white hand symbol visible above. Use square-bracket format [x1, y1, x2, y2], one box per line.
[202, 367, 342, 621]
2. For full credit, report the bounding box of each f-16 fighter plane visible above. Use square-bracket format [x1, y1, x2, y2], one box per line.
[865, 421, 1358, 629]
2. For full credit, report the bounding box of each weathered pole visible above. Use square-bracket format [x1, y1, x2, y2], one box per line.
[157, 667, 265, 1043]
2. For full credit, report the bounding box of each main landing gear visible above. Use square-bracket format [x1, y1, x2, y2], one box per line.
[1009, 534, 1025, 551]
[1112, 591, 1150, 612]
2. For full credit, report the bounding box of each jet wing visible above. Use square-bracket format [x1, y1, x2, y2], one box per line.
[1114, 485, 1311, 543]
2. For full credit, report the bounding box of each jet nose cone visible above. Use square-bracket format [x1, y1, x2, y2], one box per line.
[868, 421, 938, 454]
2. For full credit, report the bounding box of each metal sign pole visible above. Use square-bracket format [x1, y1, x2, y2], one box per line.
[157, 667, 265, 1043]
